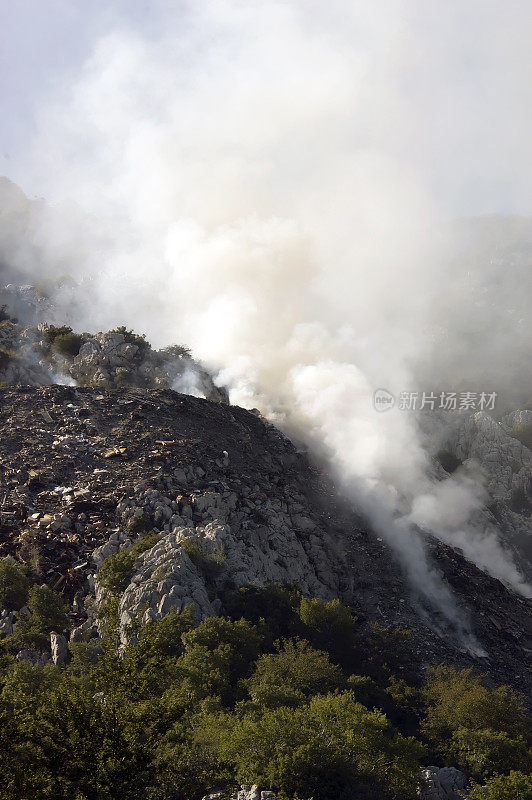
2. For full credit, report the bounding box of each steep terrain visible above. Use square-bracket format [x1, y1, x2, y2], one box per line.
[1, 385, 530, 698]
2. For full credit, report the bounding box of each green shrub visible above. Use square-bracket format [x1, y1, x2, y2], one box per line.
[297, 596, 359, 670]
[42, 325, 83, 358]
[97, 532, 160, 595]
[464, 771, 532, 800]
[109, 326, 149, 351]
[52, 331, 83, 358]
[450, 727, 530, 781]
[197, 691, 423, 800]
[43, 325, 74, 345]
[128, 514, 152, 534]
[421, 666, 529, 771]
[177, 617, 262, 706]
[7, 585, 69, 651]
[180, 538, 226, 580]
[0, 559, 29, 611]
[245, 638, 344, 708]
[160, 344, 192, 359]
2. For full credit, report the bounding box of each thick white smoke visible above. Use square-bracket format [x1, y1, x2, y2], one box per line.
[6, 2, 532, 615]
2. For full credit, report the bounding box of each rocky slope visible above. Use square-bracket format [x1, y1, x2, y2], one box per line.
[0, 385, 530, 698]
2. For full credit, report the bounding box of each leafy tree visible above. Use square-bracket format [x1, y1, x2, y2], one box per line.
[360, 623, 416, 682]
[223, 584, 304, 646]
[297, 597, 359, 670]
[7, 585, 68, 651]
[52, 331, 83, 357]
[450, 728, 530, 781]
[245, 638, 344, 708]
[109, 326, 149, 352]
[176, 617, 262, 706]
[464, 771, 532, 800]
[422, 666, 528, 750]
[0, 558, 29, 611]
[197, 691, 423, 800]
[421, 666, 530, 781]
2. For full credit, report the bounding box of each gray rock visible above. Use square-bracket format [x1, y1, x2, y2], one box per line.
[50, 631, 68, 665]
[420, 766, 467, 800]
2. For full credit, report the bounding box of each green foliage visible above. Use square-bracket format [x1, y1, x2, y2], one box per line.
[43, 324, 73, 344]
[450, 728, 530, 781]
[464, 771, 532, 800]
[128, 513, 153, 534]
[43, 325, 83, 358]
[224, 584, 304, 645]
[110, 326, 149, 351]
[180, 537, 226, 580]
[160, 343, 192, 359]
[421, 666, 529, 774]
[0, 584, 528, 798]
[52, 331, 83, 357]
[6, 585, 68, 651]
[361, 623, 415, 682]
[0, 673, 149, 799]
[97, 532, 160, 595]
[176, 616, 262, 706]
[0, 558, 29, 611]
[197, 691, 423, 800]
[245, 638, 344, 708]
[297, 596, 359, 670]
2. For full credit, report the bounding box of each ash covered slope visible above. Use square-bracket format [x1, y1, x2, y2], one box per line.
[0, 386, 530, 698]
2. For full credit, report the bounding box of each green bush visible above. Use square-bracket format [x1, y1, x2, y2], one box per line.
[421, 666, 529, 770]
[450, 727, 530, 781]
[297, 596, 359, 670]
[464, 771, 532, 800]
[52, 331, 83, 358]
[0, 559, 29, 611]
[245, 638, 344, 708]
[43, 325, 83, 358]
[43, 325, 74, 345]
[160, 344, 192, 359]
[7, 585, 68, 651]
[97, 532, 160, 595]
[176, 617, 262, 706]
[109, 326, 149, 351]
[197, 691, 423, 800]
[180, 538, 226, 580]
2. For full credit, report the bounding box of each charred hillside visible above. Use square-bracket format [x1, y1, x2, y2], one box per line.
[0, 385, 530, 698]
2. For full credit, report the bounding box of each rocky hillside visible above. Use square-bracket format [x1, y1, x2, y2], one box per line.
[0, 384, 530, 699]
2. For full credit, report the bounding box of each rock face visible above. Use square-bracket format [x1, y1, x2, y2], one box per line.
[420, 767, 467, 800]
[50, 631, 68, 665]
[431, 410, 532, 577]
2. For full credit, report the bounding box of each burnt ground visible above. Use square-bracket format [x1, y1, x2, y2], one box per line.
[0, 385, 530, 698]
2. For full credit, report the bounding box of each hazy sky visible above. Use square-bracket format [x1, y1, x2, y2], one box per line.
[1, 0, 532, 215]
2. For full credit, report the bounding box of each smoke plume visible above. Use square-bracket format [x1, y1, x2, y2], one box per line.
[3, 2, 532, 619]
